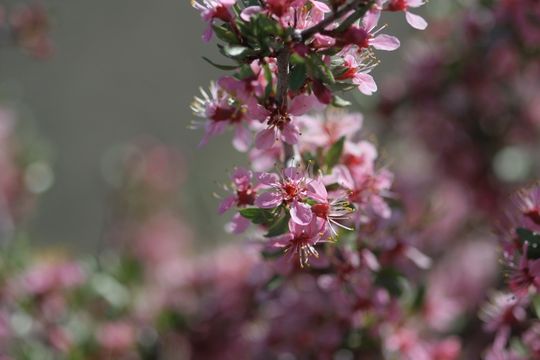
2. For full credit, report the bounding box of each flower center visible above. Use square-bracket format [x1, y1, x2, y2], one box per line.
[387, 0, 408, 11]
[312, 203, 329, 219]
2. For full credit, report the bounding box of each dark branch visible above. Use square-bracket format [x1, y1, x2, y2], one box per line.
[301, 0, 373, 41]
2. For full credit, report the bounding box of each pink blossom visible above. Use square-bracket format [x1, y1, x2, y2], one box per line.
[270, 217, 326, 267]
[191, 82, 255, 151]
[255, 167, 316, 225]
[192, 0, 235, 41]
[219, 167, 257, 213]
[254, 94, 323, 150]
[298, 110, 363, 148]
[508, 243, 540, 297]
[337, 53, 378, 95]
[383, 0, 428, 30]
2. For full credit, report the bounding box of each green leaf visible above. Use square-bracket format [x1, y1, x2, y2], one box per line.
[239, 208, 276, 225]
[265, 274, 284, 291]
[202, 56, 239, 70]
[309, 55, 335, 84]
[533, 294, 540, 319]
[212, 23, 239, 44]
[235, 64, 256, 80]
[289, 62, 307, 91]
[375, 267, 405, 297]
[265, 213, 290, 237]
[516, 227, 540, 259]
[325, 136, 346, 170]
[263, 63, 273, 99]
[332, 95, 351, 108]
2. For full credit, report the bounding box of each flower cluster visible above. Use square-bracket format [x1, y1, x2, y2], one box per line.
[192, 0, 426, 266]
[191, 0, 427, 153]
[479, 185, 540, 359]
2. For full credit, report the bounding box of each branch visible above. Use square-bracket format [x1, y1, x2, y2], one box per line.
[301, 0, 372, 41]
[275, 46, 296, 165]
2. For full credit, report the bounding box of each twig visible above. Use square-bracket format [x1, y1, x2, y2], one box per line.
[301, 0, 371, 41]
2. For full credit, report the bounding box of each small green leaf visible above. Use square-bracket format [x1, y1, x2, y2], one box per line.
[325, 136, 346, 170]
[265, 274, 284, 291]
[332, 95, 351, 108]
[289, 62, 307, 91]
[263, 63, 273, 99]
[212, 23, 239, 44]
[265, 213, 290, 237]
[202, 56, 239, 70]
[239, 208, 276, 225]
[235, 64, 256, 80]
[533, 294, 540, 319]
[375, 267, 405, 297]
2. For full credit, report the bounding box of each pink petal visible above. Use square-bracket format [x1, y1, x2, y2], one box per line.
[232, 125, 251, 152]
[198, 122, 227, 147]
[255, 128, 277, 150]
[308, 178, 328, 202]
[247, 98, 270, 122]
[290, 201, 313, 225]
[405, 11, 428, 30]
[202, 25, 213, 42]
[283, 167, 303, 181]
[363, 8, 381, 31]
[354, 73, 378, 96]
[406, 0, 424, 8]
[288, 94, 322, 116]
[240, 6, 262, 21]
[281, 122, 300, 145]
[219, 195, 236, 214]
[370, 34, 400, 51]
[310, 0, 331, 13]
[255, 191, 283, 208]
[226, 213, 251, 234]
[256, 172, 279, 186]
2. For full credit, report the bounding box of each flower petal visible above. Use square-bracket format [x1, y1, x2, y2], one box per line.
[405, 11, 428, 30]
[232, 125, 251, 152]
[255, 191, 283, 208]
[255, 128, 277, 149]
[281, 122, 300, 145]
[370, 34, 400, 51]
[218, 195, 236, 214]
[288, 94, 322, 116]
[290, 200, 313, 225]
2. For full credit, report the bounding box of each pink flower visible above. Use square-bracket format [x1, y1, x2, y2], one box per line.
[254, 94, 323, 150]
[508, 243, 540, 297]
[512, 185, 540, 225]
[337, 19, 401, 52]
[308, 178, 354, 236]
[337, 53, 378, 95]
[270, 217, 326, 267]
[298, 110, 363, 148]
[332, 164, 393, 220]
[219, 167, 259, 234]
[255, 167, 316, 225]
[191, 82, 254, 151]
[480, 292, 527, 333]
[383, 0, 428, 30]
[192, 0, 235, 42]
[219, 167, 258, 213]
